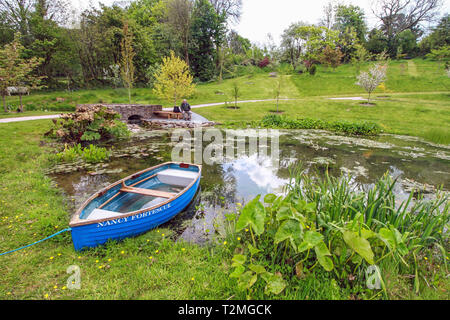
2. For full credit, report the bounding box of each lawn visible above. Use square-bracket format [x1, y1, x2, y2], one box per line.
[0, 120, 234, 300]
[1, 58, 448, 144]
[0, 58, 449, 300]
[195, 92, 450, 144]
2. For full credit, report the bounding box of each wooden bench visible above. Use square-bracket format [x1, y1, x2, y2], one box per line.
[153, 111, 183, 120]
[120, 186, 176, 199]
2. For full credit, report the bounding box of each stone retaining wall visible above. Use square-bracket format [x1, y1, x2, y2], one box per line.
[142, 119, 216, 129]
[77, 104, 162, 121]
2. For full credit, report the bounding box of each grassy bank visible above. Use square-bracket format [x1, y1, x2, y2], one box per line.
[0, 121, 233, 299]
[0, 120, 449, 300]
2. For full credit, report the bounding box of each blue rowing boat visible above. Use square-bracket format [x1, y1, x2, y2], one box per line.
[69, 162, 202, 251]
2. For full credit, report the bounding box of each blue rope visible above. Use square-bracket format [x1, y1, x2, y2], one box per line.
[0, 227, 71, 257]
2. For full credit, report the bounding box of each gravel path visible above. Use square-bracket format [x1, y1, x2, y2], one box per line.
[0, 114, 61, 123]
[0, 99, 299, 124]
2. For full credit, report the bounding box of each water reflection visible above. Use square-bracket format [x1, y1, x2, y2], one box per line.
[51, 128, 450, 243]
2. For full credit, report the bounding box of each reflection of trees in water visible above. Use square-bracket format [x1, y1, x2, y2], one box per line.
[200, 162, 237, 207]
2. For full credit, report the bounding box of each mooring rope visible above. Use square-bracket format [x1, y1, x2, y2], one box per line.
[0, 227, 71, 257]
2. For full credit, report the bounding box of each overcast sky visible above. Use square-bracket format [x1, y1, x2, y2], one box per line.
[72, 0, 450, 45]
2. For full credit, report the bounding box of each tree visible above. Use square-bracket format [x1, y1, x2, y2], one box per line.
[121, 21, 136, 104]
[356, 63, 387, 104]
[166, 0, 193, 65]
[153, 51, 195, 107]
[372, 0, 443, 55]
[272, 75, 283, 113]
[366, 28, 389, 55]
[0, 33, 44, 112]
[419, 14, 450, 54]
[230, 80, 239, 109]
[319, 45, 344, 71]
[189, 0, 226, 81]
[396, 29, 418, 56]
[351, 44, 372, 74]
[280, 22, 308, 70]
[318, 1, 337, 29]
[209, 0, 242, 24]
[334, 4, 367, 43]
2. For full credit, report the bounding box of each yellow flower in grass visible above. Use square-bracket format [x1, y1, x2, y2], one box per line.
[155, 250, 159, 254]
[95, 260, 99, 263]
[149, 256, 153, 260]
[191, 277, 195, 281]
[44, 294, 49, 299]
[245, 229, 249, 232]
[424, 257, 428, 260]
[62, 286, 67, 290]
[108, 258, 112, 262]
[162, 233, 165, 237]
[237, 237, 241, 241]
[98, 265, 103, 269]
[121, 251, 125, 254]
[181, 248, 186, 252]
[53, 285, 58, 289]
[49, 256, 54, 260]
[223, 241, 227, 245]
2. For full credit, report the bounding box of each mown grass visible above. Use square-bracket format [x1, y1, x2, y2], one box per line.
[195, 93, 450, 144]
[0, 120, 448, 300]
[0, 73, 301, 116]
[0, 121, 234, 300]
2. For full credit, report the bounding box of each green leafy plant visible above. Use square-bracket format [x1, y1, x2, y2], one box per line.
[225, 169, 449, 299]
[54, 143, 111, 164]
[45, 105, 130, 144]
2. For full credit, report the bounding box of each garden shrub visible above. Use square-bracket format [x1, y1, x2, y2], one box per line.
[45, 105, 130, 144]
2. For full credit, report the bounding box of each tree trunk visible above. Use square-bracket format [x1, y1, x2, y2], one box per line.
[2, 95, 6, 113]
[19, 94, 23, 112]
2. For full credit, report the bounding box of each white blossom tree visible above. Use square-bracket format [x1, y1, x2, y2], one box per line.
[356, 63, 387, 104]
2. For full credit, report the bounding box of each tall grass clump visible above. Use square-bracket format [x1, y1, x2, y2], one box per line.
[421, 128, 450, 145]
[220, 168, 449, 299]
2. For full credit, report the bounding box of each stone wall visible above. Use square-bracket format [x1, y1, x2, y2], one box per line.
[142, 119, 216, 129]
[77, 104, 162, 121]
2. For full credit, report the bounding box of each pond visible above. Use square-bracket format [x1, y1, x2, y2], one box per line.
[50, 128, 450, 243]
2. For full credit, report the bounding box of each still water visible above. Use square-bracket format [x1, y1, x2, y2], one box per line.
[51, 128, 450, 243]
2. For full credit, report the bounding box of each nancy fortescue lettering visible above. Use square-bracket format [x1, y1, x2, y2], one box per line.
[96, 203, 172, 228]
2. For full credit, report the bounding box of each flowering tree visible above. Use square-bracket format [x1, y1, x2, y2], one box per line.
[356, 63, 387, 104]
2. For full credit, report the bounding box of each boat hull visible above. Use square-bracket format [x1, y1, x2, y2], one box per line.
[71, 176, 200, 251]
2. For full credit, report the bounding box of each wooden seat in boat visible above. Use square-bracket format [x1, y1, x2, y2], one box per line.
[120, 186, 175, 199]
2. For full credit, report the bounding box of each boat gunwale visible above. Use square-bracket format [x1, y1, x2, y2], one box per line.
[69, 162, 202, 227]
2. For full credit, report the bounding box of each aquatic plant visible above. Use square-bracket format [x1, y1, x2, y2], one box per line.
[224, 170, 449, 299]
[259, 114, 382, 135]
[55, 144, 111, 164]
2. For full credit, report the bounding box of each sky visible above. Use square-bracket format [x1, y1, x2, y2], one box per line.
[73, 0, 450, 45]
